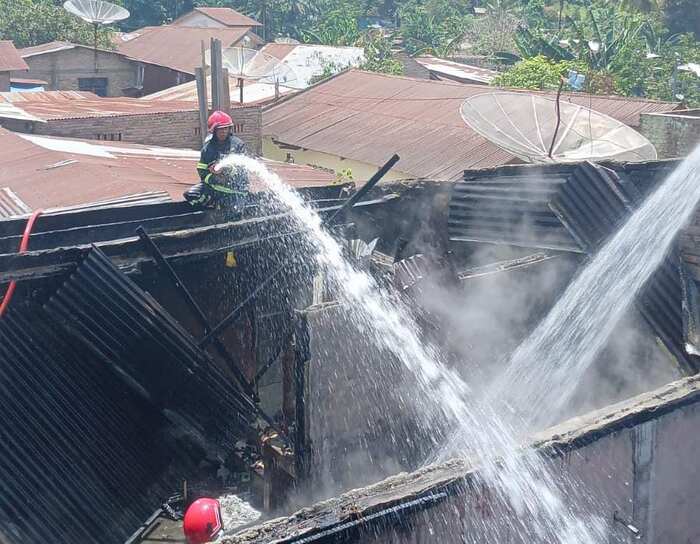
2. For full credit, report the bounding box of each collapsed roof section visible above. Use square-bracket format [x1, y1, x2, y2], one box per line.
[448, 159, 699, 374]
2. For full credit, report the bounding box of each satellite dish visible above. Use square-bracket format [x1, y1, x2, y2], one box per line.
[63, 0, 129, 72]
[63, 0, 129, 24]
[461, 92, 657, 163]
[207, 47, 302, 103]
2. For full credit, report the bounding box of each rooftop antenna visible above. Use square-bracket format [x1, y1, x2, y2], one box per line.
[461, 91, 657, 163]
[63, 0, 129, 73]
[207, 47, 301, 104]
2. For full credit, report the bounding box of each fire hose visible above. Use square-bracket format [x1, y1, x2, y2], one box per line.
[0, 209, 43, 318]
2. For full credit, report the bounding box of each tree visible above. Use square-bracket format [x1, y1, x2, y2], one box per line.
[302, 1, 361, 45]
[0, 0, 115, 48]
[492, 55, 586, 89]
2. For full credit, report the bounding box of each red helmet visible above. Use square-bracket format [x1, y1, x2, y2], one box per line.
[183, 498, 223, 544]
[207, 111, 233, 133]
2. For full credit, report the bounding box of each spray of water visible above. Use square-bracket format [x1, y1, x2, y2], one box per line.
[491, 145, 700, 430]
[218, 155, 606, 543]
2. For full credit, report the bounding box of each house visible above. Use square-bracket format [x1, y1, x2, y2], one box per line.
[260, 43, 365, 88]
[115, 26, 264, 95]
[0, 41, 29, 92]
[171, 6, 262, 30]
[0, 127, 335, 211]
[0, 90, 263, 152]
[414, 55, 498, 85]
[19, 41, 140, 97]
[263, 70, 681, 181]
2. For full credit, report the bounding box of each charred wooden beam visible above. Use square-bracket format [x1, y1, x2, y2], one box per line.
[0, 197, 391, 284]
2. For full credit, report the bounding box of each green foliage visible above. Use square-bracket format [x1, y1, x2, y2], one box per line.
[492, 55, 586, 89]
[307, 29, 403, 84]
[398, 5, 470, 56]
[302, 1, 361, 45]
[0, 0, 116, 48]
[357, 29, 403, 74]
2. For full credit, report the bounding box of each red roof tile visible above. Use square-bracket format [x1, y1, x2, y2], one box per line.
[116, 26, 261, 74]
[191, 7, 261, 27]
[263, 70, 680, 180]
[0, 128, 335, 209]
[0, 41, 29, 72]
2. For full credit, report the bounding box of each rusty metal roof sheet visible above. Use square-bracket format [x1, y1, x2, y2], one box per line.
[0, 187, 31, 218]
[0, 41, 29, 72]
[189, 7, 261, 27]
[0, 128, 334, 209]
[0, 90, 197, 120]
[19, 41, 122, 58]
[145, 74, 295, 105]
[414, 55, 498, 84]
[116, 26, 260, 74]
[263, 70, 679, 180]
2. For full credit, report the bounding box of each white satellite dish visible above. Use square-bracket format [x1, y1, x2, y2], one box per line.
[206, 47, 302, 103]
[64, 0, 129, 72]
[63, 0, 129, 24]
[461, 92, 657, 164]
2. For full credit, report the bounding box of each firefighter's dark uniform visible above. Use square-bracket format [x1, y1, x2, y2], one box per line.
[184, 133, 250, 209]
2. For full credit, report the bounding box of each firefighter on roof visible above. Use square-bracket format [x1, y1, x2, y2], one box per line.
[184, 111, 250, 210]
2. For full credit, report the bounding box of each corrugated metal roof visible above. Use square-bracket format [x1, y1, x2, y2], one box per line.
[263, 70, 680, 180]
[0, 128, 335, 209]
[116, 26, 260, 74]
[0, 90, 198, 120]
[449, 158, 698, 374]
[191, 6, 262, 27]
[145, 74, 295, 105]
[260, 43, 365, 88]
[0, 41, 29, 72]
[19, 41, 121, 58]
[0, 187, 31, 218]
[415, 55, 498, 84]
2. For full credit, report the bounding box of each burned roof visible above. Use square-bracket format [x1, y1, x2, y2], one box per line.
[0, 41, 29, 72]
[0, 90, 197, 121]
[0, 128, 335, 210]
[263, 70, 680, 180]
[116, 26, 262, 74]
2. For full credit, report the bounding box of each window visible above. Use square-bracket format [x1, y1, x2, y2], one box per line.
[96, 133, 122, 141]
[78, 77, 108, 97]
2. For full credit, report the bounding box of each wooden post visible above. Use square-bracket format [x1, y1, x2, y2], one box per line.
[210, 38, 220, 111]
[222, 67, 231, 113]
[195, 67, 208, 145]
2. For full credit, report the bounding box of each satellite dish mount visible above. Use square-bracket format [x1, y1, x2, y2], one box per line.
[63, 0, 130, 73]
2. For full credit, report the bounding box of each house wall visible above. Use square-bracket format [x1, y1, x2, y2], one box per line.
[0, 72, 10, 92]
[263, 136, 410, 182]
[230, 377, 700, 544]
[640, 110, 700, 159]
[142, 64, 193, 96]
[23, 48, 138, 97]
[3, 106, 263, 152]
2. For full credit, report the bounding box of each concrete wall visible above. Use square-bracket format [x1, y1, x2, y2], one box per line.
[640, 110, 700, 159]
[3, 106, 263, 152]
[229, 376, 700, 544]
[263, 136, 410, 182]
[141, 64, 192, 96]
[0, 72, 10, 92]
[23, 48, 138, 97]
